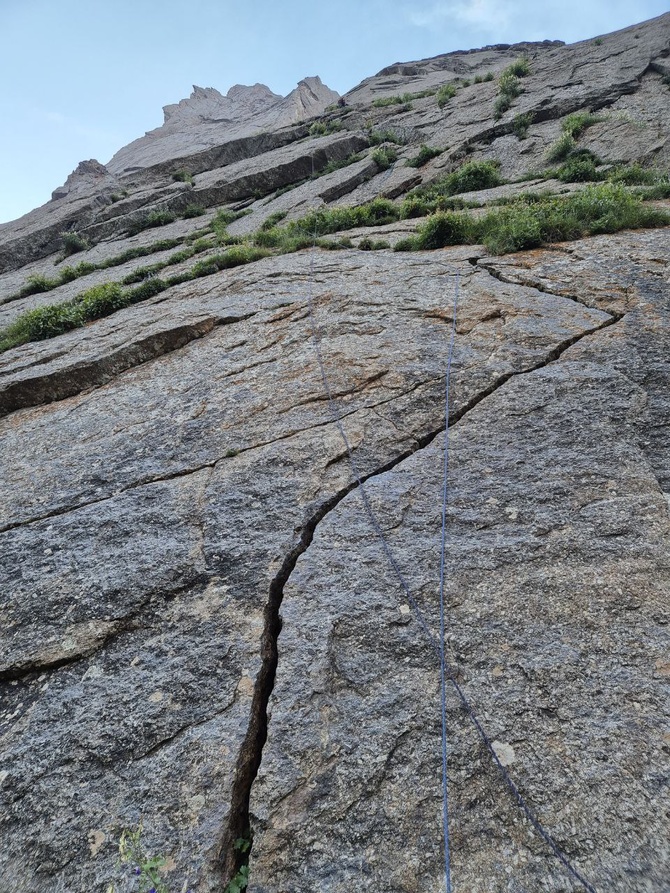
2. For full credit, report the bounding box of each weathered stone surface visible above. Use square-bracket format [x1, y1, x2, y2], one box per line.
[249, 230, 670, 893]
[0, 14, 669, 893]
[107, 78, 340, 174]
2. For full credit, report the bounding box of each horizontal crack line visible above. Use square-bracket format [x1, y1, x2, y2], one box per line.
[0, 376, 443, 535]
[0, 311, 257, 419]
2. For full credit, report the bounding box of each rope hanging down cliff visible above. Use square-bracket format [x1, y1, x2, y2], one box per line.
[303, 175, 597, 893]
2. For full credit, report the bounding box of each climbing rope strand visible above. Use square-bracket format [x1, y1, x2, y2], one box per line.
[304, 154, 596, 893]
[438, 275, 459, 893]
[448, 673, 597, 892]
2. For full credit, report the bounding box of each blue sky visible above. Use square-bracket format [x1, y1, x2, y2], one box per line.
[1, 0, 668, 223]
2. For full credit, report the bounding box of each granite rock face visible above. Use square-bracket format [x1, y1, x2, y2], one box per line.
[107, 78, 341, 174]
[0, 13, 669, 893]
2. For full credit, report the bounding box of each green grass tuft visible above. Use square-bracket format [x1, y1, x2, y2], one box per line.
[127, 209, 176, 236]
[392, 183, 669, 257]
[406, 145, 442, 168]
[513, 113, 533, 140]
[61, 231, 90, 258]
[436, 84, 457, 108]
[372, 146, 398, 170]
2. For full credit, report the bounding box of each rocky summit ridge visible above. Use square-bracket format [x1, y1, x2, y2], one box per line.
[107, 78, 340, 173]
[1, 13, 669, 893]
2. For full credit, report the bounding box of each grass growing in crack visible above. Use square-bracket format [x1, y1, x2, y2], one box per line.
[562, 111, 603, 139]
[12, 238, 188, 299]
[371, 90, 434, 109]
[312, 152, 365, 178]
[546, 111, 604, 162]
[253, 198, 400, 251]
[309, 120, 343, 137]
[172, 169, 194, 184]
[371, 145, 398, 170]
[493, 57, 530, 120]
[406, 145, 442, 168]
[393, 183, 669, 255]
[409, 160, 503, 206]
[546, 133, 577, 163]
[127, 209, 177, 236]
[182, 204, 206, 218]
[358, 237, 391, 250]
[60, 230, 89, 258]
[0, 243, 269, 352]
[554, 151, 602, 183]
[436, 83, 457, 107]
[366, 127, 407, 146]
[513, 113, 533, 140]
[6, 178, 668, 352]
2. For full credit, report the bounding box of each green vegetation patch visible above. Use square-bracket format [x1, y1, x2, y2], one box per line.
[513, 113, 533, 140]
[127, 209, 177, 236]
[309, 120, 343, 137]
[372, 146, 398, 170]
[313, 152, 365, 178]
[437, 84, 457, 108]
[410, 160, 504, 207]
[406, 145, 442, 168]
[394, 183, 669, 255]
[172, 169, 194, 184]
[254, 198, 400, 252]
[546, 111, 604, 162]
[494, 57, 530, 120]
[1, 244, 269, 353]
[60, 231, 90, 258]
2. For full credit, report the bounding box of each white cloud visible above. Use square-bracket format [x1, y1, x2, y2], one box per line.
[406, 0, 512, 31]
[45, 111, 67, 125]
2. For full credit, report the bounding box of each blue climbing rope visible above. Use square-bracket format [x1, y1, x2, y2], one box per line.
[438, 274, 459, 893]
[303, 150, 597, 893]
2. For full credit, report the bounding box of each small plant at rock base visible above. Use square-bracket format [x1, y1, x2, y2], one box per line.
[128, 209, 176, 236]
[366, 127, 406, 146]
[61, 230, 89, 257]
[114, 825, 193, 893]
[436, 83, 457, 108]
[182, 205, 205, 219]
[406, 144, 442, 168]
[372, 145, 398, 170]
[172, 169, 194, 184]
[513, 113, 533, 140]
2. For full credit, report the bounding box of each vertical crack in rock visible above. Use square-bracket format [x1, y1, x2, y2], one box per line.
[216, 483, 356, 885]
[215, 310, 624, 888]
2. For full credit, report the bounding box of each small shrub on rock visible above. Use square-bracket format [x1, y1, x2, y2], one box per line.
[61, 230, 89, 257]
[372, 146, 398, 170]
[406, 145, 442, 168]
[437, 84, 457, 107]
